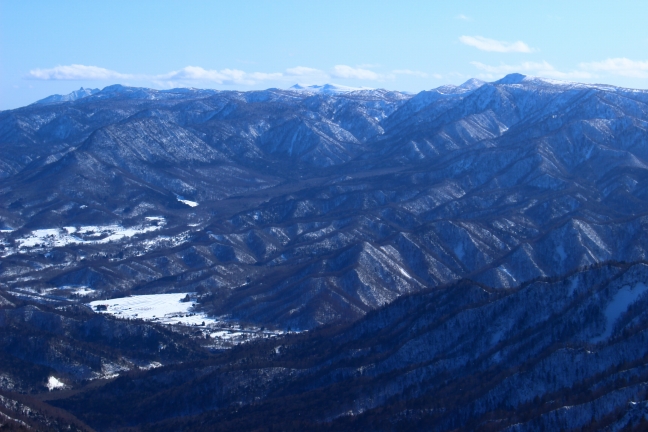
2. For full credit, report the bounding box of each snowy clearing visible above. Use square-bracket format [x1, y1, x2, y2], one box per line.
[89, 293, 217, 326]
[47, 376, 66, 391]
[8, 218, 166, 255]
[46, 285, 96, 296]
[88, 293, 287, 347]
[70, 287, 96, 296]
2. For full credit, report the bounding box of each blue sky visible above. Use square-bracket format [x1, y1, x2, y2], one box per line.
[2, 0, 648, 110]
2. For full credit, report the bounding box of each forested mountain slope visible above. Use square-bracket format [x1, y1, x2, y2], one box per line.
[46, 262, 648, 431]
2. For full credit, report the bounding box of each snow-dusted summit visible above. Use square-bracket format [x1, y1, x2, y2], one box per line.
[33, 87, 99, 105]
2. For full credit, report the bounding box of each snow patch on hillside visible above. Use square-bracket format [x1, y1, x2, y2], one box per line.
[177, 196, 199, 207]
[2, 218, 166, 256]
[46, 376, 66, 391]
[89, 293, 216, 326]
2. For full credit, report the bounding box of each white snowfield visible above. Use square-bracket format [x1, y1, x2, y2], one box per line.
[69, 286, 96, 296]
[8, 217, 166, 254]
[176, 196, 198, 207]
[178, 198, 199, 207]
[89, 293, 217, 326]
[88, 293, 289, 348]
[46, 376, 66, 391]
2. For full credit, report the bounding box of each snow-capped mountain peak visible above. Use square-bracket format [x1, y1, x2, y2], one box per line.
[33, 87, 100, 105]
[458, 77, 486, 90]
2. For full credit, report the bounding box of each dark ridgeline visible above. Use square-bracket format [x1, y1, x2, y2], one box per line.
[2, 75, 648, 430]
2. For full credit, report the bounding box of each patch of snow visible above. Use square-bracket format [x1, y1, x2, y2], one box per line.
[46, 376, 66, 391]
[396, 264, 413, 279]
[8, 291, 61, 304]
[210, 330, 246, 340]
[500, 266, 515, 279]
[592, 282, 648, 343]
[89, 293, 218, 326]
[138, 230, 192, 254]
[71, 286, 96, 296]
[206, 328, 284, 348]
[139, 362, 162, 370]
[177, 196, 199, 207]
[44, 285, 96, 296]
[0, 411, 28, 427]
[11, 218, 166, 253]
[96, 361, 130, 380]
[145, 216, 165, 221]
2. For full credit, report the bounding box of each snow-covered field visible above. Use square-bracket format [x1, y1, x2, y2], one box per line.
[89, 293, 218, 326]
[88, 293, 288, 348]
[2, 217, 166, 257]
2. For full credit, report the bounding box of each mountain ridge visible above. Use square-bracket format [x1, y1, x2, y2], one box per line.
[2, 74, 648, 331]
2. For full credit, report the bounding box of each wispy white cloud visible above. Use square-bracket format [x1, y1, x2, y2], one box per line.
[26, 63, 440, 86]
[331, 65, 381, 80]
[28, 64, 286, 85]
[579, 58, 648, 78]
[470, 61, 593, 80]
[459, 36, 533, 53]
[285, 66, 325, 76]
[158, 66, 250, 84]
[393, 69, 428, 78]
[456, 14, 472, 21]
[27, 64, 132, 80]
